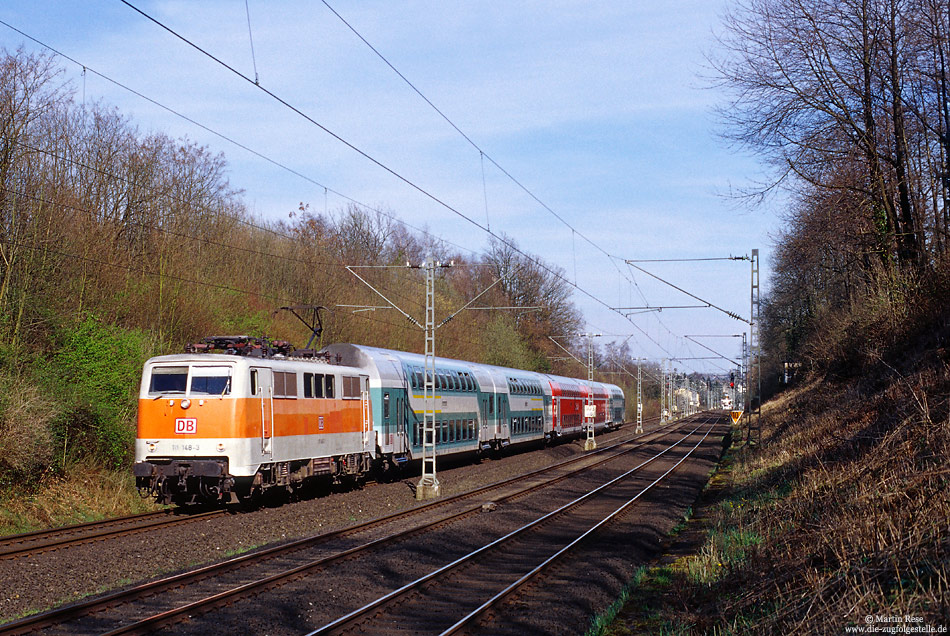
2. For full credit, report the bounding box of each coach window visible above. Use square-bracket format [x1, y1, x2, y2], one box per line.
[250, 369, 259, 396]
[383, 392, 390, 419]
[324, 374, 335, 398]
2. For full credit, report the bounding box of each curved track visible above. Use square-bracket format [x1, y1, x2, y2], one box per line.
[0, 418, 684, 635]
[0, 510, 226, 561]
[311, 416, 717, 635]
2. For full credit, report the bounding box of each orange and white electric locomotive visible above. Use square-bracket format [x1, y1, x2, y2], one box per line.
[134, 337, 373, 504]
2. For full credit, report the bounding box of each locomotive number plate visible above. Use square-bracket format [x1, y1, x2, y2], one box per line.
[175, 418, 197, 434]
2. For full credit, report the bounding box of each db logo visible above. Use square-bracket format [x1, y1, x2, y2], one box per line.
[175, 418, 197, 434]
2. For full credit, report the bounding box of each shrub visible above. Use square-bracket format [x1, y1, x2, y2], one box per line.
[42, 314, 156, 468]
[0, 371, 60, 489]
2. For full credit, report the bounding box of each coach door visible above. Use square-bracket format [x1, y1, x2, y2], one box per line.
[496, 394, 508, 438]
[360, 375, 371, 451]
[251, 367, 274, 456]
[395, 393, 408, 454]
[478, 393, 490, 443]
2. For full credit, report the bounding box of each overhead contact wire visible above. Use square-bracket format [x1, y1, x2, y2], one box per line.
[117, 0, 642, 334]
[0, 18, 476, 260]
[316, 1, 706, 359]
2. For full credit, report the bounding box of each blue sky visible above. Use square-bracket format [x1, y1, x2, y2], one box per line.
[0, 1, 783, 374]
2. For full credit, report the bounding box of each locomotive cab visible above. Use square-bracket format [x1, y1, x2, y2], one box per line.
[134, 340, 374, 506]
[134, 357, 243, 504]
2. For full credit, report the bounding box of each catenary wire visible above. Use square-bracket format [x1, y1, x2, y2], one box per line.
[0, 17, 478, 261]
[324, 0, 639, 285]
[115, 2, 669, 338]
[3, 9, 713, 369]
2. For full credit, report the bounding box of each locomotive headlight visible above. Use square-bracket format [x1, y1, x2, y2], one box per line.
[216, 443, 226, 453]
[181, 399, 191, 409]
[148, 443, 156, 453]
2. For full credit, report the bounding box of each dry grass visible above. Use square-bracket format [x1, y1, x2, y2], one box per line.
[602, 350, 949, 635]
[0, 372, 60, 482]
[0, 461, 163, 535]
[672, 366, 947, 633]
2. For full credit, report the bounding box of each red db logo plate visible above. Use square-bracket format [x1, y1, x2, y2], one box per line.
[175, 418, 197, 434]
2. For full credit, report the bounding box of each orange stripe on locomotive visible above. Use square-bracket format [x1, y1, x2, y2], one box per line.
[136, 396, 364, 440]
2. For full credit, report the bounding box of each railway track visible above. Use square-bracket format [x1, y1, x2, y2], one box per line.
[311, 416, 718, 635]
[2, 415, 722, 635]
[0, 509, 226, 561]
[0, 417, 688, 635]
[0, 421, 652, 565]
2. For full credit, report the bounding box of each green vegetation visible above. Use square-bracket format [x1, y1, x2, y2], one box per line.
[586, 566, 647, 636]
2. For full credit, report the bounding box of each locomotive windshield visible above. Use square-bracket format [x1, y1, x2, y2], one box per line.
[149, 366, 188, 394]
[147, 365, 232, 396]
[190, 366, 232, 395]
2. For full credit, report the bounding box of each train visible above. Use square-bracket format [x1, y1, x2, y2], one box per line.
[133, 336, 625, 505]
